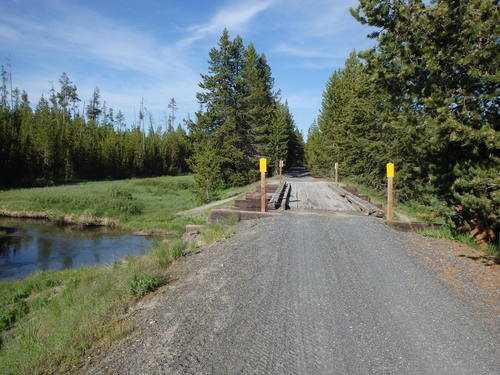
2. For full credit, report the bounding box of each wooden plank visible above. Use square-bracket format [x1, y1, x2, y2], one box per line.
[208, 209, 281, 223]
[268, 180, 286, 209]
[234, 200, 260, 210]
[343, 186, 358, 195]
[246, 192, 273, 200]
[329, 184, 384, 218]
[279, 183, 291, 211]
[256, 184, 279, 193]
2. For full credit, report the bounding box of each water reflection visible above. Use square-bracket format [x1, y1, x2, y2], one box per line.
[0, 218, 154, 280]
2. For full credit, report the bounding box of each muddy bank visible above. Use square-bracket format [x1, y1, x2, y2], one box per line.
[0, 208, 118, 227]
[0, 208, 183, 238]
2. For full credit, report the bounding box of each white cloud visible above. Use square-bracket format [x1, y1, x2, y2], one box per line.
[179, 0, 275, 46]
[0, 0, 372, 130]
[0, 1, 191, 77]
[277, 0, 359, 38]
[286, 90, 322, 110]
[0, 24, 21, 39]
[305, 1, 359, 37]
[274, 43, 342, 59]
[0, 0, 201, 122]
[301, 60, 344, 70]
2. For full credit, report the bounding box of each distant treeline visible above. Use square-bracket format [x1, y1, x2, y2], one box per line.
[0, 30, 304, 195]
[306, 0, 498, 243]
[0, 71, 190, 187]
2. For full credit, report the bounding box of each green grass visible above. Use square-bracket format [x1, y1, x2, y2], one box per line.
[0, 235, 196, 375]
[0, 175, 248, 374]
[340, 177, 444, 224]
[418, 227, 500, 262]
[0, 174, 268, 232]
[0, 175, 205, 232]
[1, 264, 145, 374]
[150, 239, 190, 268]
[201, 222, 236, 245]
[0, 230, 6, 239]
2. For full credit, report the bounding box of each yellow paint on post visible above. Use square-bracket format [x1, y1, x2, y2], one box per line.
[259, 158, 267, 173]
[386, 162, 395, 178]
[386, 162, 395, 221]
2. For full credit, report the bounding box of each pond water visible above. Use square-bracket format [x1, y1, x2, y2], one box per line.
[0, 218, 155, 281]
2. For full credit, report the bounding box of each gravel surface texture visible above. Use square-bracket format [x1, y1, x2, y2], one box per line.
[79, 173, 499, 375]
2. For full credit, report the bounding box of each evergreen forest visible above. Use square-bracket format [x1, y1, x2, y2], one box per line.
[0, 73, 191, 187]
[187, 30, 304, 201]
[0, 30, 305, 200]
[306, 0, 498, 244]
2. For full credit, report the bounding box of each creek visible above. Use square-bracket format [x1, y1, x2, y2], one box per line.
[0, 217, 154, 280]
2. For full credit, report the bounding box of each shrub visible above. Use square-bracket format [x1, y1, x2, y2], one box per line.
[151, 239, 187, 268]
[128, 274, 163, 298]
[108, 188, 144, 216]
[109, 187, 133, 200]
[0, 301, 29, 331]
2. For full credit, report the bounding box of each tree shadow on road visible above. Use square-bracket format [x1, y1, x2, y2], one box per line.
[286, 167, 310, 178]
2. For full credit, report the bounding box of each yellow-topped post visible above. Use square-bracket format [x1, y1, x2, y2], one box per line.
[386, 162, 395, 221]
[260, 158, 267, 212]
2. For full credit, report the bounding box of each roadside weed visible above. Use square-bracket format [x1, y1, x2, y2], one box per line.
[128, 274, 163, 298]
[150, 239, 188, 268]
[202, 223, 235, 244]
[419, 227, 499, 262]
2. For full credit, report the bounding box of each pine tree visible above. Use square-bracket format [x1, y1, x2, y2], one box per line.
[311, 51, 392, 186]
[57, 73, 80, 118]
[241, 43, 276, 156]
[288, 127, 305, 168]
[267, 100, 304, 172]
[190, 29, 255, 193]
[305, 120, 331, 176]
[190, 140, 224, 202]
[167, 97, 177, 128]
[0, 64, 8, 108]
[351, 0, 499, 242]
[268, 102, 290, 172]
[87, 87, 102, 122]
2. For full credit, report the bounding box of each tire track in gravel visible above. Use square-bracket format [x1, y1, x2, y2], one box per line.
[81, 203, 498, 374]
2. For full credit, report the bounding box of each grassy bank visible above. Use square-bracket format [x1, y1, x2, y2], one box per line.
[0, 175, 204, 233]
[418, 227, 499, 262]
[0, 223, 235, 375]
[0, 176, 240, 375]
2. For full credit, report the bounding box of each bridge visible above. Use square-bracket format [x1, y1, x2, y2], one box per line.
[83, 168, 499, 375]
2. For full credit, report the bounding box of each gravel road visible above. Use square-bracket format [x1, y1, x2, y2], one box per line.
[82, 174, 499, 375]
[288, 180, 353, 211]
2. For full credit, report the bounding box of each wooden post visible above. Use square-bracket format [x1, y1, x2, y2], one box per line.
[261, 172, 267, 212]
[386, 163, 395, 221]
[279, 160, 284, 184]
[260, 158, 267, 212]
[334, 162, 339, 184]
[387, 177, 394, 221]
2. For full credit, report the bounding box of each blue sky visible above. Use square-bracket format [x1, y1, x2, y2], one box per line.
[0, 0, 375, 135]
